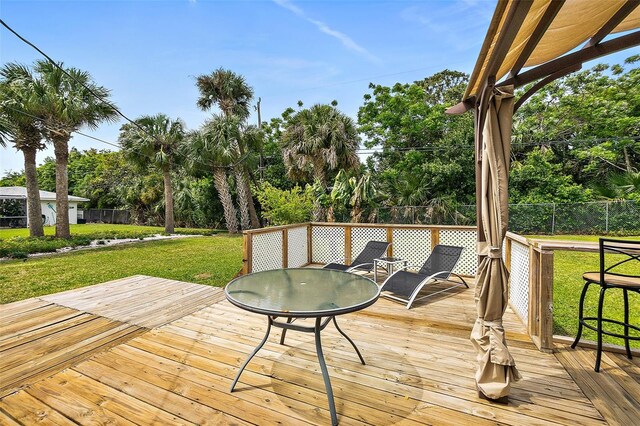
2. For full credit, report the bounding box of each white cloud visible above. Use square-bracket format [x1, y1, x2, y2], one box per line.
[272, 0, 380, 64]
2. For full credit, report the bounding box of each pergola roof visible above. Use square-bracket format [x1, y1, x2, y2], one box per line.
[450, 0, 640, 113]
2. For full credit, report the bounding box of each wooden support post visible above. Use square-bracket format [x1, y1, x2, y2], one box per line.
[242, 233, 253, 275]
[431, 228, 440, 250]
[528, 247, 539, 344]
[528, 246, 554, 353]
[282, 229, 288, 268]
[345, 226, 352, 265]
[307, 224, 312, 265]
[538, 249, 554, 351]
[386, 227, 393, 257]
[505, 237, 512, 273]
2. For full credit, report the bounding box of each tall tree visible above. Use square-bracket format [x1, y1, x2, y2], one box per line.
[32, 60, 118, 238]
[196, 68, 260, 228]
[186, 116, 240, 233]
[0, 63, 46, 237]
[281, 103, 360, 220]
[357, 70, 475, 208]
[119, 114, 185, 233]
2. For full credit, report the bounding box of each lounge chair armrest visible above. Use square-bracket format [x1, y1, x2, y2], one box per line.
[347, 262, 374, 271]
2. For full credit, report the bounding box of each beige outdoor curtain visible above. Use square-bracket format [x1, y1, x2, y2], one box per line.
[470, 85, 521, 399]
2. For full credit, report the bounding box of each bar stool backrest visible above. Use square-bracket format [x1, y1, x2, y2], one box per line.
[599, 238, 640, 285]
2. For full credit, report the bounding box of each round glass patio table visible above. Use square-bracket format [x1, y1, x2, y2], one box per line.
[225, 268, 380, 425]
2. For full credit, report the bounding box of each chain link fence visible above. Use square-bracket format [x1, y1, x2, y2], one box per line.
[357, 201, 639, 234]
[80, 209, 131, 224]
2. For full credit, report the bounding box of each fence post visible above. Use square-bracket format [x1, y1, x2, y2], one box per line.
[242, 232, 252, 274]
[307, 224, 312, 264]
[605, 201, 609, 232]
[282, 229, 288, 268]
[345, 226, 352, 265]
[551, 203, 556, 235]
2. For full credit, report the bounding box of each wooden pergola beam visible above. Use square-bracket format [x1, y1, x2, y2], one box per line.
[499, 30, 640, 89]
[585, 1, 639, 48]
[509, 0, 565, 78]
[513, 64, 581, 112]
[475, 0, 534, 92]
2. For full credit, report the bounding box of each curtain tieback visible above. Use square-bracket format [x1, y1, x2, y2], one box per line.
[477, 242, 502, 259]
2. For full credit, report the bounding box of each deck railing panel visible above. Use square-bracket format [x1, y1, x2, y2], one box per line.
[251, 230, 284, 272]
[439, 229, 478, 275]
[311, 225, 345, 264]
[391, 228, 433, 268]
[286, 226, 309, 268]
[509, 240, 530, 325]
[351, 227, 388, 261]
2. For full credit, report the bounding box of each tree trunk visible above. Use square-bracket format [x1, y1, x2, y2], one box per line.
[246, 168, 261, 228]
[214, 168, 239, 234]
[247, 181, 261, 228]
[312, 168, 327, 222]
[53, 137, 71, 239]
[23, 146, 44, 237]
[162, 166, 175, 233]
[234, 166, 251, 230]
[623, 146, 632, 173]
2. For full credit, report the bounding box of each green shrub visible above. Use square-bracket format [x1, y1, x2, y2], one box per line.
[255, 182, 314, 225]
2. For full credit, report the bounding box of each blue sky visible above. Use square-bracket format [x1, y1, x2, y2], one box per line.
[0, 0, 634, 174]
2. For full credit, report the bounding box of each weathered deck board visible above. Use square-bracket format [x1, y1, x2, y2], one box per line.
[0, 302, 145, 398]
[0, 275, 637, 425]
[40, 274, 223, 328]
[555, 344, 640, 426]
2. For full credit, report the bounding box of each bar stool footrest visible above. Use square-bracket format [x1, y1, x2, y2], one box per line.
[579, 316, 640, 340]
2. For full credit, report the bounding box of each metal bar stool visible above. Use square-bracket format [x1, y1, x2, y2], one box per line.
[571, 238, 640, 371]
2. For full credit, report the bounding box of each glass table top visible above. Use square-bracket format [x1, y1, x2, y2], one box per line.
[225, 268, 380, 317]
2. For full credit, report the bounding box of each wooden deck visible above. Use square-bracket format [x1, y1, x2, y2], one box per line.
[0, 275, 638, 425]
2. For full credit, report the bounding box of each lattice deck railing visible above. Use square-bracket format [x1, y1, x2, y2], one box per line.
[243, 223, 555, 352]
[243, 223, 478, 277]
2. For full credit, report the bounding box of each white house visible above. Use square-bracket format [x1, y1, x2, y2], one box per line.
[0, 186, 89, 226]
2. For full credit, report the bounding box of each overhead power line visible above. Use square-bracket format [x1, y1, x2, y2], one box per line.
[355, 136, 640, 155]
[0, 18, 156, 141]
[2, 105, 251, 169]
[0, 20, 252, 170]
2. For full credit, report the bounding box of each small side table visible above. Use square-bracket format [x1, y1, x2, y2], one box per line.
[374, 257, 408, 283]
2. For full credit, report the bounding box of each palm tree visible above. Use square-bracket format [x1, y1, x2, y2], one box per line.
[32, 60, 118, 238]
[196, 68, 260, 229]
[0, 63, 46, 237]
[119, 114, 185, 233]
[185, 116, 240, 233]
[282, 103, 360, 220]
[593, 171, 640, 200]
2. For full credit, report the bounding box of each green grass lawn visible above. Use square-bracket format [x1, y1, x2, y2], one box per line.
[529, 234, 640, 348]
[0, 223, 219, 240]
[0, 235, 243, 304]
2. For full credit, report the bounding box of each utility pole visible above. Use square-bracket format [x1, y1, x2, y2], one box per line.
[256, 97, 264, 180]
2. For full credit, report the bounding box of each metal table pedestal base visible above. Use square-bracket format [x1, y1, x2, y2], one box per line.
[230, 315, 365, 426]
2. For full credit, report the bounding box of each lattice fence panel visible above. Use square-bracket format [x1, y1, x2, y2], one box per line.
[351, 227, 387, 260]
[287, 227, 308, 268]
[311, 226, 345, 264]
[251, 231, 283, 272]
[391, 229, 432, 270]
[509, 241, 530, 324]
[439, 229, 478, 275]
